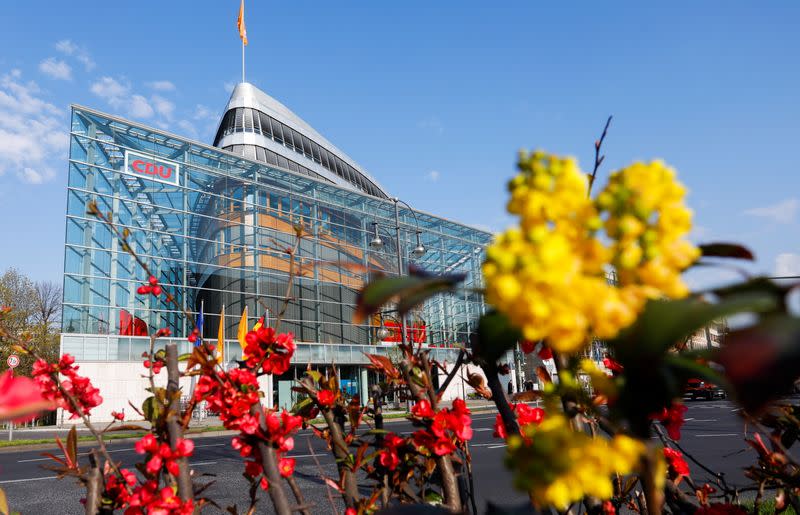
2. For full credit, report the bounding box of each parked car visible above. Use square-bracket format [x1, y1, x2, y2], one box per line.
[684, 378, 726, 401]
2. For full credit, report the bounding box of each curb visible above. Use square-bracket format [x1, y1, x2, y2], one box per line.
[0, 405, 501, 453]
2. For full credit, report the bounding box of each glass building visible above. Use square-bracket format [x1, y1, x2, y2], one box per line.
[61, 84, 494, 407]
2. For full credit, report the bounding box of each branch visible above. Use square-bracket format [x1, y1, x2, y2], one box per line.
[84, 450, 102, 515]
[482, 361, 519, 436]
[165, 343, 193, 502]
[250, 403, 292, 515]
[320, 407, 359, 508]
[434, 349, 465, 399]
[587, 115, 613, 194]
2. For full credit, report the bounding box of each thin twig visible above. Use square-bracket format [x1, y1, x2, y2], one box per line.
[587, 115, 612, 194]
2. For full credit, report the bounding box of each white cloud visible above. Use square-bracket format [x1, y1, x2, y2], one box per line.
[146, 80, 175, 91]
[55, 39, 95, 71]
[776, 253, 800, 277]
[90, 77, 157, 119]
[177, 120, 199, 139]
[425, 170, 440, 182]
[90, 76, 129, 105]
[38, 57, 72, 80]
[18, 167, 54, 184]
[193, 104, 215, 120]
[744, 198, 799, 224]
[150, 95, 175, 120]
[0, 71, 66, 185]
[129, 95, 154, 118]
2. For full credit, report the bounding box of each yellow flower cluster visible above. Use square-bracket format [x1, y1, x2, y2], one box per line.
[506, 414, 643, 510]
[599, 160, 700, 298]
[482, 151, 698, 353]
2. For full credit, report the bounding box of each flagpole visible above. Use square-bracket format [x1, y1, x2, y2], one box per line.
[242, 41, 245, 83]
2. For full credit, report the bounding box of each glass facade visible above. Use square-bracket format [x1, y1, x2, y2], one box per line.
[62, 105, 492, 365]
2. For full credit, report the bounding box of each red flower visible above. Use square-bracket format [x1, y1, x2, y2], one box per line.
[652, 402, 688, 440]
[411, 399, 434, 418]
[538, 345, 553, 360]
[0, 370, 54, 422]
[379, 449, 400, 470]
[521, 340, 537, 354]
[279, 457, 295, 477]
[494, 404, 545, 439]
[602, 356, 624, 374]
[111, 410, 125, 421]
[602, 500, 616, 514]
[317, 390, 335, 407]
[663, 447, 690, 477]
[32, 355, 102, 419]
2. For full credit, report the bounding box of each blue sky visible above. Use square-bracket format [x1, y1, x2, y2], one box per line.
[1, 1, 799, 287]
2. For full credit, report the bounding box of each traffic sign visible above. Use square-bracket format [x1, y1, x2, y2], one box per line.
[7, 355, 19, 369]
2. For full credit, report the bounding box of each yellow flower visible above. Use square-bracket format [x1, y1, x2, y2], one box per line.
[483, 151, 698, 355]
[505, 414, 644, 509]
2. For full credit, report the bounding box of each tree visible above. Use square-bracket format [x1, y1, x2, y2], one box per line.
[0, 269, 60, 376]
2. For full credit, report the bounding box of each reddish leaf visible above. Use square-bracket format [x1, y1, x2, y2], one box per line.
[699, 242, 755, 261]
[365, 354, 401, 381]
[536, 366, 552, 384]
[466, 371, 492, 399]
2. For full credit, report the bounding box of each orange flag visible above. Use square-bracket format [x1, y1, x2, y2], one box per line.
[237, 0, 248, 46]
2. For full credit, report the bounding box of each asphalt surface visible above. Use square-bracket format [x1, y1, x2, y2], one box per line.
[0, 400, 763, 513]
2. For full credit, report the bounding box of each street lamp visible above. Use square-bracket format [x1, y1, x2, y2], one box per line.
[368, 197, 428, 347]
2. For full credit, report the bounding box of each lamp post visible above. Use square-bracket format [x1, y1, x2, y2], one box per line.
[369, 197, 427, 347]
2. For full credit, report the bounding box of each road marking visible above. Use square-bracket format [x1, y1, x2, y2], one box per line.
[689, 419, 718, 423]
[695, 433, 739, 437]
[487, 444, 507, 449]
[17, 442, 226, 463]
[0, 476, 56, 484]
[190, 461, 218, 466]
[287, 453, 324, 459]
[474, 428, 492, 432]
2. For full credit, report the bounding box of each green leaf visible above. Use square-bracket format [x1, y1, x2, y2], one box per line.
[142, 396, 162, 423]
[474, 310, 522, 364]
[613, 293, 778, 361]
[699, 242, 755, 260]
[424, 490, 444, 504]
[177, 353, 191, 362]
[354, 269, 466, 324]
[304, 370, 322, 383]
[290, 397, 313, 415]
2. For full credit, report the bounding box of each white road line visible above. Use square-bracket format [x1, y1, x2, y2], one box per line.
[695, 433, 739, 437]
[286, 453, 324, 459]
[487, 444, 507, 449]
[17, 442, 226, 463]
[0, 476, 56, 484]
[689, 419, 718, 423]
[474, 428, 492, 432]
[190, 461, 218, 466]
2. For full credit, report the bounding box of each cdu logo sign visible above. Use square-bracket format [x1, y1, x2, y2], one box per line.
[123, 150, 180, 186]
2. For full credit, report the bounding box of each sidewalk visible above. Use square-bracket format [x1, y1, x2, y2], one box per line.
[0, 398, 501, 444]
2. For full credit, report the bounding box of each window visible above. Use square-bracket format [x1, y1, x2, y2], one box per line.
[252, 110, 262, 134]
[259, 112, 272, 139]
[311, 142, 322, 163]
[271, 120, 284, 144]
[255, 146, 266, 162]
[233, 109, 243, 132]
[291, 130, 304, 155]
[282, 123, 295, 149]
[301, 136, 313, 159]
[244, 109, 254, 132]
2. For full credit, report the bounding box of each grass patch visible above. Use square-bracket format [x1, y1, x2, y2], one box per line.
[741, 499, 797, 514]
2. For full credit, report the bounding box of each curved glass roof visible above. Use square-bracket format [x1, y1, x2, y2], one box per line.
[213, 83, 389, 199]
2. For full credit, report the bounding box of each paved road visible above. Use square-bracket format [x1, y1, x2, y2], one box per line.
[0, 400, 761, 513]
